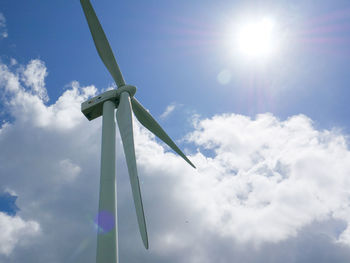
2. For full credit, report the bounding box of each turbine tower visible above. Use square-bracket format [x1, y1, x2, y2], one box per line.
[79, 1, 196, 262]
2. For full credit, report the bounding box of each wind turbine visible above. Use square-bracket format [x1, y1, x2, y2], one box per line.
[79, 0, 196, 262]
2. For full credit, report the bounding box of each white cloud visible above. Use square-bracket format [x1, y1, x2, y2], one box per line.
[0, 213, 40, 256]
[0, 61, 97, 130]
[0, 63, 21, 93]
[1, 58, 350, 262]
[186, 113, 350, 245]
[21, 60, 49, 102]
[160, 103, 176, 119]
[0, 13, 8, 39]
[0, 59, 100, 260]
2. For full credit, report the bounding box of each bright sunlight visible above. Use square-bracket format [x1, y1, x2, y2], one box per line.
[234, 17, 277, 59]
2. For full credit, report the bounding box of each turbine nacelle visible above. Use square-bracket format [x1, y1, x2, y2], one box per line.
[81, 85, 136, 121]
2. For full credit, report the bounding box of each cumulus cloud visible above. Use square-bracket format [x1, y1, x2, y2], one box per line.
[0, 212, 40, 256]
[0, 13, 8, 39]
[21, 60, 49, 102]
[1, 58, 350, 262]
[0, 59, 100, 261]
[0, 61, 97, 130]
[125, 115, 350, 261]
[185, 113, 350, 245]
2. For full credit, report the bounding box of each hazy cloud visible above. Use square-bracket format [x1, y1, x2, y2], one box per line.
[58, 159, 82, 182]
[0, 13, 8, 39]
[160, 103, 177, 119]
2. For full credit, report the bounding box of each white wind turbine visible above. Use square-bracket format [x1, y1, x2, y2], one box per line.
[79, 0, 196, 262]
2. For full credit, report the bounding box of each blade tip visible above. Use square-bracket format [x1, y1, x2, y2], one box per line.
[143, 238, 149, 249]
[186, 159, 196, 169]
[189, 162, 196, 169]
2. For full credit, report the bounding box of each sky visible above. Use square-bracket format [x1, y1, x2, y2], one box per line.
[1, 0, 350, 262]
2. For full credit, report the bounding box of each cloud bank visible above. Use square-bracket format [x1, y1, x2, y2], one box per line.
[187, 113, 350, 245]
[1, 59, 350, 262]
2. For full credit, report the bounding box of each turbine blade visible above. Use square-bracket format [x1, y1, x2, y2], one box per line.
[131, 97, 196, 169]
[80, 0, 125, 87]
[116, 92, 149, 249]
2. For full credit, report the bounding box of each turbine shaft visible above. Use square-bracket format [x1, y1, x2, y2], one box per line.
[97, 100, 118, 263]
[80, 0, 125, 87]
[116, 92, 149, 249]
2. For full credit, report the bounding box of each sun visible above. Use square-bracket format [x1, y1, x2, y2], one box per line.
[233, 17, 277, 59]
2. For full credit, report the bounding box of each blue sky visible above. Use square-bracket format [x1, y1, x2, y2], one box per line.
[2, 0, 350, 129]
[2, 0, 350, 262]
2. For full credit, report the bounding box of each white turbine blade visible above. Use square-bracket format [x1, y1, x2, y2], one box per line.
[116, 92, 149, 249]
[131, 97, 196, 169]
[80, 0, 125, 87]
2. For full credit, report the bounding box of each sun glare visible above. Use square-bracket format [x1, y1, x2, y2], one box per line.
[234, 17, 277, 59]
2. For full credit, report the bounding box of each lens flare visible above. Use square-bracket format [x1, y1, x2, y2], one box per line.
[94, 210, 115, 233]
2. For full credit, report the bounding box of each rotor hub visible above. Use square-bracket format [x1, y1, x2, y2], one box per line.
[116, 85, 136, 98]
